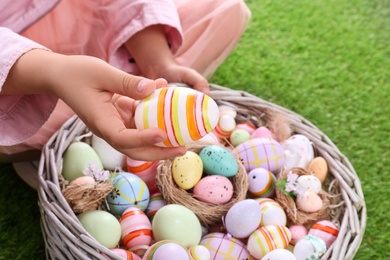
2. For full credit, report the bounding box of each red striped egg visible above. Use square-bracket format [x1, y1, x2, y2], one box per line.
[309, 220, 339, 249]
[247, 225, 292, 259]
[126, 157, 159, 194]
[233, 138, 285, 173]
[145, 193, 166, 221]
[120, 207, 152, 250]
[134, 86, 219, 147]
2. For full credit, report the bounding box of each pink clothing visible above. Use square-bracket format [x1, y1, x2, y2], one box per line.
[0, 0, 251, 154]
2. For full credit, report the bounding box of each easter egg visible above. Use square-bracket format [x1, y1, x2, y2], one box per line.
[289, 225, 309, 245]
[230, 129, 251, 147]
[62, 141, 103, 182]
[199, 145, 238, 177]
[225, 199, 261, 239]
[296, 191, 323, 213]
[247, 225, 291, 259]
[77, 210, 121, 249]
[251, 126, 273, 139]
[261, 249, 296, 260]
[218, 105, 237, 118]
[172, 151, 203, 190]
[145, 193, 166, 222]
[293, 234, 326, 260]
[120, 207, 152, 250]
[199, 232, 250, 260]
[188, 245, 211, 260]
[235, 122, 256, 134]
[126, 157, 159, 194]
[214, 114, 236, 138]
[307, 157, 328, 183]
[297, 175, 322, 194]
[282, 134, 314, 169]
[256, 198, 287, 226]
[103, 249, 141, 260]
[91, 134, 126, 171]
[309, 220, 339, 249]
[193, 175, 234, 204]
[134, 86, 219, 147]
[198, 132, 220, 144]
[107, 172, 150, 216]
[248, 168, 276, 198]
[152, 204, 202, 247]
[69, 175, 96, 187]
[143, 240, 191, 260]
[234, 138, 285, 173]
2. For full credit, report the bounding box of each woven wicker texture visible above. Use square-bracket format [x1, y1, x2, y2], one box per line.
[38, 84, 366, 259]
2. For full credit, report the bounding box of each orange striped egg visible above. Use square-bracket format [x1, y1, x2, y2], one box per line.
[134, 86, 219, 147]
[102, 249, 141, 260]
[126, 157, 159, 194]
[145, 193, 166, 222]
[308, 220, 339, 249]
[247, 225, 292, 259]
[248, 168, 276, 198]
[120, 207, 152, 250]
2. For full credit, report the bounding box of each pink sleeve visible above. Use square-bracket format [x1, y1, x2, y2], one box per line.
[0, 27, 58, 146]
[107, 0, 183, 70]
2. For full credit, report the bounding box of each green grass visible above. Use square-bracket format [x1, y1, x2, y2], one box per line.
[1, 0, 389, 258]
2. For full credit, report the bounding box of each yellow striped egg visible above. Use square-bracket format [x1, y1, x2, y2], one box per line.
[247, 225, 291, 259]
[134, 86, 219, 147]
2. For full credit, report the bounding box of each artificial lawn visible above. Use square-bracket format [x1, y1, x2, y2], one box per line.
[0, 0, 389, 259]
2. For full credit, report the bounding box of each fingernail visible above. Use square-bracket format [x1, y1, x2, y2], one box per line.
[137, 79, 152, 92]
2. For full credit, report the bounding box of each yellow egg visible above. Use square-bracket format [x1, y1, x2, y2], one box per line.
[172, 151, 203, 190]
[307, 157, 328, 183]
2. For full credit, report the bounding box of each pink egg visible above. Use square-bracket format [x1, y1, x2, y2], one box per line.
[251, 126, 273, 139]
[233, 138, 285, 173]
[193, 175, 233, 204]
[248, 168, 276, 197]
[143, 240, 191, 260]
[126, 157, 159, 194]
[102, 248, 141, 260]
[214, 114, 236, 138]
[145, 193, 166, 222]
[235, 122, 256, 134]
[289, 225, 309, 245]
[134, 86, 219, 147]
[120, 207, 152, 250]
[199, 232, 250, 260]
[309, 220, 339, 249]
[198, 132, 220, 144]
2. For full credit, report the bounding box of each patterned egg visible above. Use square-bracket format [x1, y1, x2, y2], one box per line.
[172, 151, 203, 190]
[102, 248, 141, 260]
[200, 232, 251, 260]
[282, 134, 314, 169]
[256, 198, 287, 226]
[134, 86, 219, 147]
[225, 199, 262, 239]
[143, 240, 191, 260]
[296, 191, 323, 213]
[289, 225, 309, 245]
[214, 114, 236, 138]
[120, 207, 152, 250]
[248, 168, 276, 198]
[126, 157, 159, 194]
[251, 126, 273, 139]
[91, 134, 126, 171]
[233, 138, 285, 173]
[62, 141, 103, 182]
[199, 145, 238, 177]
[188, 245, 211, 260]
[293, 234, 326, 260]
[261, 249, 296, 260]
[230, 129, 251, 147]
[198, 131, 220, 144]
[193, 175, 234, 204]
[235, 122, 256, 134]
[145, 193, 166, 222]
[107, 172, 150, 216]
[309, 220, 339, 249]
[297, 175, 322, 194]
[247, 225, 292, 259]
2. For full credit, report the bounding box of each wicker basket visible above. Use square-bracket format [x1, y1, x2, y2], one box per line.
[37, 83, 366, 260]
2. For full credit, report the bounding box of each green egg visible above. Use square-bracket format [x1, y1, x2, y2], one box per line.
[62, 141, 103, 182]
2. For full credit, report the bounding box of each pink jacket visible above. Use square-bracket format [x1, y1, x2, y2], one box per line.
[0, 0, 183, 147]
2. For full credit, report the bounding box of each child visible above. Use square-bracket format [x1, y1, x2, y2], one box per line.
[0, 0, 251, 187]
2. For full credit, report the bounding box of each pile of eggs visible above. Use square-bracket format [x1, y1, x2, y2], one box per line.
[60, 86, 339, 260]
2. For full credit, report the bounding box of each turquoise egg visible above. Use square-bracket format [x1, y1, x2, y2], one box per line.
[199, 145, 238, 177]
[62, 141, 103, 182]
[107, 172, 150, 216]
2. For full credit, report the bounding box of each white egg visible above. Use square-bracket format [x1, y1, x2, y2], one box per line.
[91, 134, 126, 171]
[261, 249, 296, 260]
[297, 175, 322, 194]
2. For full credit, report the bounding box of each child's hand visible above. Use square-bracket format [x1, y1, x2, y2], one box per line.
[2, 50, 186, 161]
